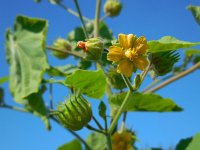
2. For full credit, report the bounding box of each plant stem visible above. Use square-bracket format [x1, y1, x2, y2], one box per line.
[108, 90, 132, 134]
[0, 104, 28, 113]
[144, 61, 200, 93]
[106, 133, 113, 150]
[49, 77, 53, 109]
[58, 3, 91, 22]
[73, 0, 89, 39]
[51, 116, 92, 150]
[92, 115, 104, 130]
[100, 14, 109, 21]
[121, 74, 134, 91]
[109, 66, 151, 134]
[94, 0, 101, 37]
[86, 124, 106, 135]
[46, 46, 84, 58]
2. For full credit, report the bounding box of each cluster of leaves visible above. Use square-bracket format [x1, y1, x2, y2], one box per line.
[1, 1, 200, 150]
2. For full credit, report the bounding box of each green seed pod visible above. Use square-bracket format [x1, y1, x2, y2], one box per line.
[52, 38, 72, 59]
[55, 95, 92, 131]
[104, 0, 122, 17]
[77, 38, 104, 61]
[107, 67, 127, 89]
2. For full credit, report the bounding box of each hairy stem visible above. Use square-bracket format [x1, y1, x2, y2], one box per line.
[144, 61, 200, 93]
[73, 0, 89, 39]
[46, 46, 84, 58]
[0, 104, 28, 113]
[86, 124, 106, 135]
[58, 3, 91, 22]
[92, 115, 104, 130]
[51, 116, 92, 150]
[49, 77, 53, 109]
[94, 0, 101, 37]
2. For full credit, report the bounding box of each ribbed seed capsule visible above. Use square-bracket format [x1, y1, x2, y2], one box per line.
[55, 95, 92, 131]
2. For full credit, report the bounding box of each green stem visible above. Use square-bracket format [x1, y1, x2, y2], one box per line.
[109, 68, 150, 134]
[92, 115, 104, 130]
[73, 0, 89, 39]
[108, 90, 132, 134]
[94, 0, 101, 37]
[144, 61, 200, 93]
[46, 46, 84, 58]
[121, 74, 134, 91]
[58, 3, 91, 22]
[86, 124, 106, 135]
[51, 116, 92, 150]
[106, 133, 112, 150]
[49, 77, 53, 109]
[0, 104, 28, 113]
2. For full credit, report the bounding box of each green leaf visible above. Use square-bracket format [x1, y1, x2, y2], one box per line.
[0, 88, 4, 105]
[65, 69, 106, 99]
[25, 86, 51, 130]
[5, 16, 49, 102]
[150, 51, 180, 76]
[46, 65, 79, 77]
[78, 59, 92, 70]
[109, 92, 182, 112]
[175, 137, 192, 150]
[68, 27, 85, 42]
[98, 101, 107, 119]
[186, 133, 200, 150]
[57, 139, 82, 150]
[0, 76, 9, 85]
[148, 36, 200, 53]
[188, 5, 200, 26]
[175, 133, 200, 150]
[184, 49, 200, 56]
[86, 132, 106, 150]
[99, 21, 113, 40]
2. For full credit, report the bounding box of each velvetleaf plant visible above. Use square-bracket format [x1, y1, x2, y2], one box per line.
[1, 0, 200, 150]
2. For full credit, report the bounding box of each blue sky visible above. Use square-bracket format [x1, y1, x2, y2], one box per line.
[1, 0, 200, 150]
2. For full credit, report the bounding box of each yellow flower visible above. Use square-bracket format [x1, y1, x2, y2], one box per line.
[107, 34, 149, 77]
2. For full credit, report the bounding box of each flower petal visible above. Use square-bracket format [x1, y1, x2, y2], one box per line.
[135, 36, 148, 54]
[132, 56, 149, 71]
[117, 59, 134, 77]
[118, 34, 136, 49]
[107, 46, 124, 62]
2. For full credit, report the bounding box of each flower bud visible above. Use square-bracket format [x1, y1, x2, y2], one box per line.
[104, 0, 122, 17]
[77, 38, 104, 61]
[55, 95, 92, 131]
[52, 38, 72, 59]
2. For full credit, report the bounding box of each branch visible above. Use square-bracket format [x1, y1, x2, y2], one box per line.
[144, 61, 200, 93]
[94, 0, 101, 37]
[58, 3, 91, 22]
[0, 104, 28, 113]
[46, 46, 84, 58]
[50, 116, 92, 150]
[73, 0, 89, 39]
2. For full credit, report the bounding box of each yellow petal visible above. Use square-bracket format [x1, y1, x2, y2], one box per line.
[107, 46, 124, 62]
[135, 36, 148, 54]
[117, 59, 134, 77]
[132, 56, 149, 71]
[118, 34, 136, 49]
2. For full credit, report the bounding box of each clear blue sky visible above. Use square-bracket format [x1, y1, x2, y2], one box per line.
[1, 0, 200, 150]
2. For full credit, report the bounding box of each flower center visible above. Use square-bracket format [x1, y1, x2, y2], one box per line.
[125, 48, 138, 60]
